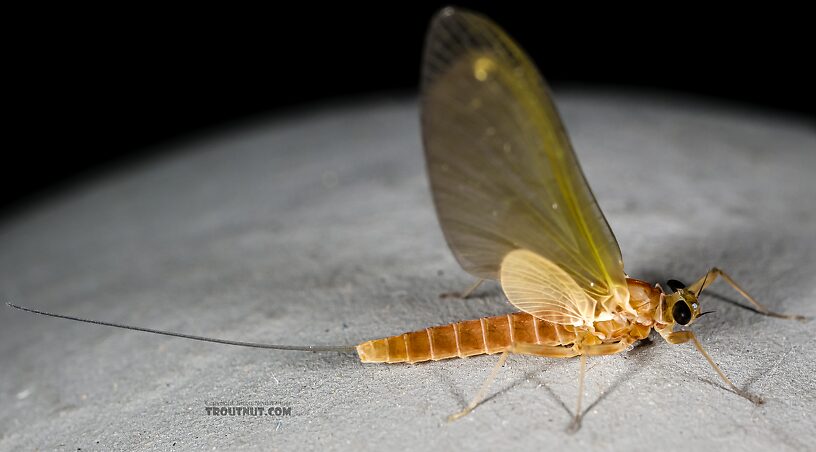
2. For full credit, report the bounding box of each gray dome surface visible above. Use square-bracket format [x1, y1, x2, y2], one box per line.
[1, 92, 814, 451]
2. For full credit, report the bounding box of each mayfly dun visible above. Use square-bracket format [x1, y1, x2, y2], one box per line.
[7, 7, 807, 431]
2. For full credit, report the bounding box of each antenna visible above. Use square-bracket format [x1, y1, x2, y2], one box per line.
[693, 273, 710, 298]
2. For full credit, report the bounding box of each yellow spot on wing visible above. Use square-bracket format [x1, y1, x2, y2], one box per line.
[473, 57, 496, 81]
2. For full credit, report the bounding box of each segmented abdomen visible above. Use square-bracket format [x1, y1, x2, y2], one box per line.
[356, 312, 578, 363]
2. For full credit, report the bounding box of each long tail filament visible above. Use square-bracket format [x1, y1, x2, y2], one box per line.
[6, 302, 356, 353]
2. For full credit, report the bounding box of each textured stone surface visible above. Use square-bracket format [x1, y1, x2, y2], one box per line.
[1, 92, 814, 451]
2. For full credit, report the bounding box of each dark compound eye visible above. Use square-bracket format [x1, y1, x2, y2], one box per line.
[672, 301, 692, 325]
[667, 279, 686, 292]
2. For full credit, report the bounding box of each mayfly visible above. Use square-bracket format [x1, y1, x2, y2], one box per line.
[7, 7, 806, 430]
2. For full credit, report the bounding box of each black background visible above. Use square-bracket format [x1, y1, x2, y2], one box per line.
[5, 2, 813, 221]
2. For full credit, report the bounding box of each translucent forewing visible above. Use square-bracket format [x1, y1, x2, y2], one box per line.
[420, 8, 631, 322]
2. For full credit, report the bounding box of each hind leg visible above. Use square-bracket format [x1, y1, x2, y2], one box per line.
[448, 340, 633, 424]
[448, 351, 508, 422]
[440, 278, 484, 300]
[448, 343, 578, 422]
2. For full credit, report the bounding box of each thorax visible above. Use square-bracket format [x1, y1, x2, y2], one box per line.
[586, 278, 664, 344]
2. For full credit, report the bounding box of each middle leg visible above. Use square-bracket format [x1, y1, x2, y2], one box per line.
[515, 340, 634, 432]
[567, 339, 635, 432]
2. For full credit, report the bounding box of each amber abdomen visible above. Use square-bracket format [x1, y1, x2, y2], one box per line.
[356, 312, 578, 363]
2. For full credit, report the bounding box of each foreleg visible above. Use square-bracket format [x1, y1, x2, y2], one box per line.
[689, 268, 805, 320]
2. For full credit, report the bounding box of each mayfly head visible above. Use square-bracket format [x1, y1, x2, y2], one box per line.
[665, 279, 702, 326]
